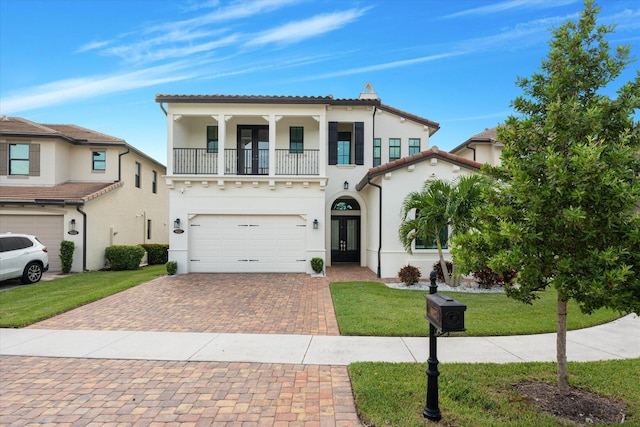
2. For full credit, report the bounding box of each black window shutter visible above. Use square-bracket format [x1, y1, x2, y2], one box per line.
[355, 122, 364, 165]
[328, 122, 338, 165]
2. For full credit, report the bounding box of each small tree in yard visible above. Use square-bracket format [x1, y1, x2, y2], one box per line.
[454, 0, 640, 394]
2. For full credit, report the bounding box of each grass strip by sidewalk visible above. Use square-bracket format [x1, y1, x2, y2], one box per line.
[350, 358, 639, 427]
[0, 265, 165, 327]
[330, 281, 622, 336]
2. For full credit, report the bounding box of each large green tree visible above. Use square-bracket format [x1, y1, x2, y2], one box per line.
[399, 174, 489, 286]
[453, 0, 640, 393]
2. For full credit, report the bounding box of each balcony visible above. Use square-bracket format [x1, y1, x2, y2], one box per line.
[173, 148, 320, 176]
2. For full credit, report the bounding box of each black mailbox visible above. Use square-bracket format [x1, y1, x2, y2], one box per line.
[425, 293, 466, 332]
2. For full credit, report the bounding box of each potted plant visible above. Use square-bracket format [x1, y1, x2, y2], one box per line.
[310, 257, 324, 276]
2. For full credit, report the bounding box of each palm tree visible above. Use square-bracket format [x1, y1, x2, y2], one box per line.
[399, 174, 489, 285]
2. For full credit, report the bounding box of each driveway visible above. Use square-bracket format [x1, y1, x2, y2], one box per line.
[1, 266, 381, 426]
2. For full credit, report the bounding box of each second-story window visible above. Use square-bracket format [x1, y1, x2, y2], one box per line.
[337, 132, 351, 165]
[135, 162, 141, 188]
[389, 138, 401, 162]
[207, 125, 218, 153]
[373, 138, 381, 167]
[152, 170, 157, 194]
[289, 126, 304, 153]
[409, 138, 421, 155]
[93, 151, 106, 171]
[9, 144, 29, 175]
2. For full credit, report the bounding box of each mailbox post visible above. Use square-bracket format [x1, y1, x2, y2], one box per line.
[424, 270, 467, 422]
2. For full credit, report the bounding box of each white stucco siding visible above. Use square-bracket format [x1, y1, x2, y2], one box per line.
[363, 159, 478, 279]
[373, 110, 432, 164]
[169, 180, 325, 274]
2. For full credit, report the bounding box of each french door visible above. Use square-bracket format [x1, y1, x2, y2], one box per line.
[331, 216, 360, 263]
[237, 125, 269, 175]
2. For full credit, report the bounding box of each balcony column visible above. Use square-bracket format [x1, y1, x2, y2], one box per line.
[267, 114, 280, 177]
[317, 112, 327, 177]
[216, 114, 226, 176]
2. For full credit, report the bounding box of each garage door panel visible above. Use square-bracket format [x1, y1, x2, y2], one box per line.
[0, 215, 63, 272]
[189, 215, 306, 273]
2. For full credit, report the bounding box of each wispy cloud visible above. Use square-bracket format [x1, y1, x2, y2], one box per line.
[0, 62, 200, 114]
[302, 51, 465, 81]
[77, 0, 298, 64]
[245, 7, 370, 47]
[443, 0, 577, 19]
[76, 40, 111, 53]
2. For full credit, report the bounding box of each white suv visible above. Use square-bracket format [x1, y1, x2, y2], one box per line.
[0, 233, 49, 284]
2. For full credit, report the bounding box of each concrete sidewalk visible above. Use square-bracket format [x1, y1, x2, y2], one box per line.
[2, 314, 638, 365]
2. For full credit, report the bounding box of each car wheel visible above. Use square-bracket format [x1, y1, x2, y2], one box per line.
[22, 262, 43, 284]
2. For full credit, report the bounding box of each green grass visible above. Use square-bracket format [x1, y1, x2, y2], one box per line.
[330, 281, 622, 336]
[0, 265, 165, 327]
[349, 358, 640, 427]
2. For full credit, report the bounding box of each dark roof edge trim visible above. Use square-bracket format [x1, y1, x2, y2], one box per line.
[356, 150, 482, 191]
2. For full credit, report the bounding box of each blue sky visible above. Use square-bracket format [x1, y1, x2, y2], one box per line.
[1, 0, 639, 165]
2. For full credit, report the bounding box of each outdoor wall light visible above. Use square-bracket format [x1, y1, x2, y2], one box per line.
[313, 219, 319, 230]
[343, 181, 349, 190]
[174, 218, 181, 229]
[67, 219, 78, 235]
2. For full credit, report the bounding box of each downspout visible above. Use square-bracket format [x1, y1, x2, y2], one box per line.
[76, 205, 88, 272]
[118, 148, 130, 182]
[368, 177, 382, 278]
[466, 144, 476, 161]
[159, 102, 167, 116]
[370, 105, 382, 278]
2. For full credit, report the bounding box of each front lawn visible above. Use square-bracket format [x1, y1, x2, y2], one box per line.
[349, 358, 639, 426]
[0, 265, 165, 327]
[330, 281, 622, 336]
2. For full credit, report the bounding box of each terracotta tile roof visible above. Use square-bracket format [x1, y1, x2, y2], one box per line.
[356, 146, 483, 191]
[0, 181, 124, 205]
[377, 104, 440, 134]
[0, 116, 125, 143]
[155, 94, 381, 106]
[42, 124, 125, 143]
[450, 127, 499, 154]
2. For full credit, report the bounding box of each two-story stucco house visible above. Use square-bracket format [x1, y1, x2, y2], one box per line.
[0, 117, 168, 272]
[157, 84, 481, 278]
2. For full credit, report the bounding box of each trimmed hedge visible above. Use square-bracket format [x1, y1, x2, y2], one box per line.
[105, 245, 146, 271]
[141, 244, 169, 265]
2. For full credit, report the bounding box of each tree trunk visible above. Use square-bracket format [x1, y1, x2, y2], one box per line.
[557, 296, 569, 394]
[436, 237, 451, 286]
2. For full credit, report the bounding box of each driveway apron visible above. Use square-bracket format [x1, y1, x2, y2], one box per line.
[1, 266, 380, 426]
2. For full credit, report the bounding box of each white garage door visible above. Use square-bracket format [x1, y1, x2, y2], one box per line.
[189, 215, 307, 273]
[0, 215, 64, 271]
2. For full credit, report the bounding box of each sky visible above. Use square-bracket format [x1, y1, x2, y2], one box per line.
[1, 0, 639, 165]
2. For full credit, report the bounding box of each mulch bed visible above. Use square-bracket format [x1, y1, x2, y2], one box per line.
[515, 382, 627, 425]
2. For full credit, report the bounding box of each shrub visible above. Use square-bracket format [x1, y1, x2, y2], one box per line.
[105, 245, 145, 271]
[141, 244, 169, 265]
[433, 261, 453, 282]
[59, 240, 75, 274]
[310, 257, 324, 273]
[166, 261, 178, 275]
[473, 267, 518, 289]
[398, 265, 421, 286]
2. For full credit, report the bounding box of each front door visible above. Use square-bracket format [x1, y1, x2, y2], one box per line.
[331, 216, 360, 263]
[238, 125, 269, 175]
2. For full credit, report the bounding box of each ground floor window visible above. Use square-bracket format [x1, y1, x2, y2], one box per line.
[415, 226, 448, 249]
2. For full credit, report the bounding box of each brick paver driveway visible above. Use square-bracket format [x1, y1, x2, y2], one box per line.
[1, 266, 382, 426]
